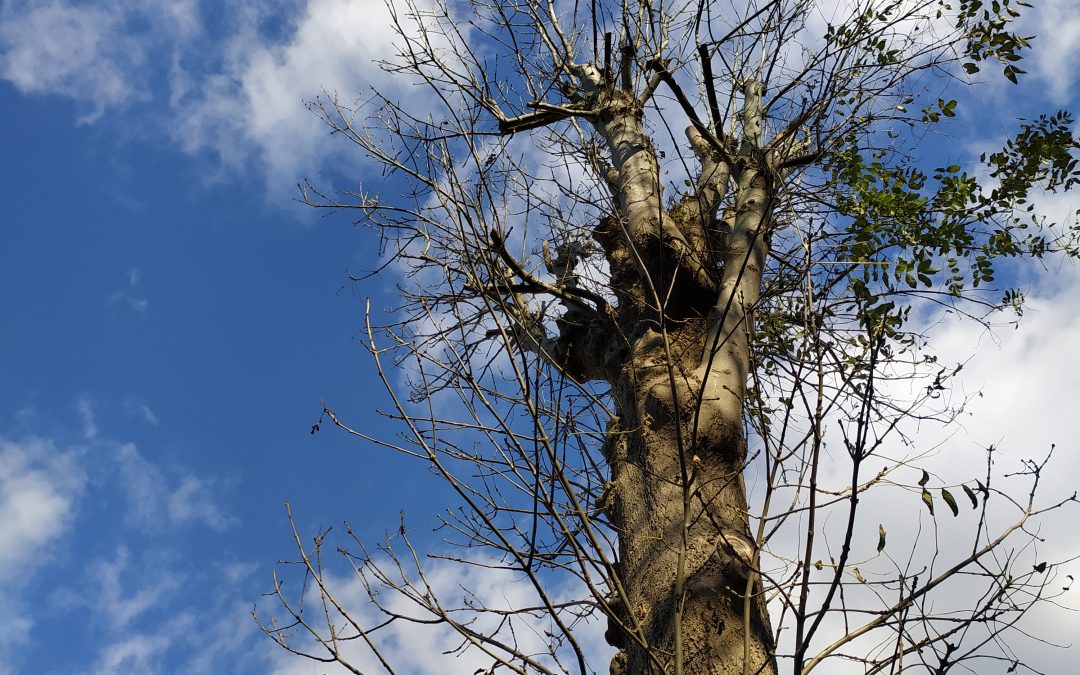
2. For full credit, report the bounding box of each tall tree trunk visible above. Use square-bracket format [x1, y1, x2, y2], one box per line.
[592, 84, 778, 675]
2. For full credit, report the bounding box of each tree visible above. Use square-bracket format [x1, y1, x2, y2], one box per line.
[257, 1, 1079, 673]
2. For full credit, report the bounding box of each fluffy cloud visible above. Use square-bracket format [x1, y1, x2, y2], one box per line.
[0, 436, 86, 660]
[259, 551, 611, 674]
[0, 437, 85, 581]
[0, 408, 245, 671]
[3, 0, 1073, 198]
[170, 0, 432, 192]
[892, 259, 1080, 519]
[777, 263, 1080, 672]
[2, 0, 450, 192]
[1022, 0, 1080, 104]
[0, 2, 141, 123]
[0, 0, 198, 123]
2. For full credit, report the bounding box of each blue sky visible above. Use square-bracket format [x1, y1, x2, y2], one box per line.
[2, 1, 1080, 673]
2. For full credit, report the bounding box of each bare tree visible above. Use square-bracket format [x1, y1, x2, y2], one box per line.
[257, 1, 1080, 673]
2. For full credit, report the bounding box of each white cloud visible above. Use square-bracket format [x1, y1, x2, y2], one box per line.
[0, 2, 141, 123]
[0, 437, 85, 581]
[0, 436, 86, 661]
[923, 264, 1080, 473]
[124, 397, 160, 426]
[114, 442, 237, 532]
[81, 595, 271, 675]
[0, 407, 242, 669]
[0, 0, 198, 124]
[1022, 0, 1080, 105]
[259, 551, 611, 675]
[89, 632, 172, 675]
[107, 266, 149, 314]
[768, 262, 1080, 673]
[178, 601, 264, 675]
[93, 546, 183, 630]
[114, 442, 167, 526]
[76, 395, 97, 439]
[168, 475, 236, 530]
[222, 560, 259, 584]
[113, 294, 149, 312]
[56, 551, 269, 674]
[170, 0, 429, 191]
[52, 545, 284, 674]
[0, 612, 32, 661]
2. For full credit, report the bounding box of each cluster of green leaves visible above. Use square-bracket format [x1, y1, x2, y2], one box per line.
[823, 0, 906, 64]
[921, 97, 957, 124]
[951, 0, 1031, 82]
[985, 111, 1080, 204]
[829, 147, 953, 304]
[827, 104, 1080, 335]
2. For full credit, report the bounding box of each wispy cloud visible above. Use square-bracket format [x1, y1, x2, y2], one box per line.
[84, 593, 268, 675]
[168, 475, 236, 531]
[0, 406, 244, 670]
[107, 266, 148, 313]
[124, 397, 160, 426]
[93, 546, 184, 630]
[76, 395, 97, 439]
[89, 632, 172, 675]
[114, 442, 237, 532]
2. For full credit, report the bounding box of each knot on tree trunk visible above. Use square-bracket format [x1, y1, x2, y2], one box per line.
[608, 649, 628, 675]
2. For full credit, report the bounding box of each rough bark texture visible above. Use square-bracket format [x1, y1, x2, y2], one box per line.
[566, 82, 782, 674]
[493, 61, 794, 673]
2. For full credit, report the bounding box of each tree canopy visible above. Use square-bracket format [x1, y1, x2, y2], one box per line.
[260, 1, 1080, 673]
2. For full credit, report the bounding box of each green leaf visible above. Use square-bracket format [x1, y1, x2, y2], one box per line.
[921, 488, 935, 515]
[941, 488, 959, 516]
[877, 524, 887, 552]
[963, 62, 980, 75]
[1004, 65, 1026, 84]
[918, 469, 930, 486]
[962, 483, 979, 508]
